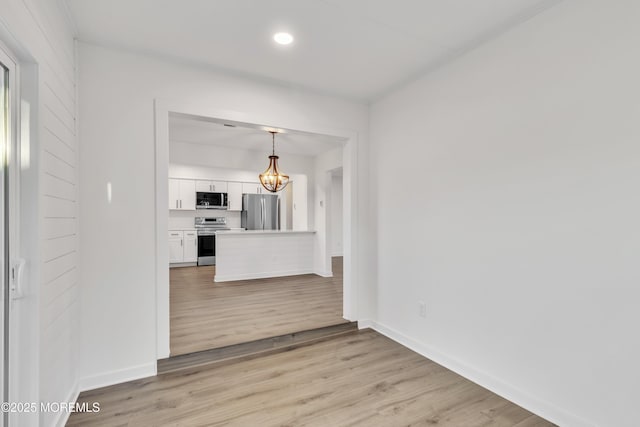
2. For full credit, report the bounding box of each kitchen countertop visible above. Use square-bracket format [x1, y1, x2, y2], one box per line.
[216, 230, 316, 235]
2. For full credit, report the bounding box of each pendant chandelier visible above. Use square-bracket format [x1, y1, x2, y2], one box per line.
[259, 131, 290, 193]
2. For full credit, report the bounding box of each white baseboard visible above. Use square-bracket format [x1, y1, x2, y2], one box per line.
[357, 319, 374, 329]
[79, 362, 157, 392]
[368, 321, 594, 427]
[314, 270, 333, 278]
[53, 382, 80, 427]
[214, 269, 315, 282]
[158, 344, 170, 360]
[169, 262, 197, 268]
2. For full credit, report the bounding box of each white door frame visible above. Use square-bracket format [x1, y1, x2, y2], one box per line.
[153, 99, 360, 359]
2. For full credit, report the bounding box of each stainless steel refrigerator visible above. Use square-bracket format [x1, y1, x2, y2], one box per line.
[241, 194, 279, 230]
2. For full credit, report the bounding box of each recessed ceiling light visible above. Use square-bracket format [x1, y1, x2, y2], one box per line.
[273, 32, 294, 45]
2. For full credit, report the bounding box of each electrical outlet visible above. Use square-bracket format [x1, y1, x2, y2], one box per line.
[419, 301, 427, 318]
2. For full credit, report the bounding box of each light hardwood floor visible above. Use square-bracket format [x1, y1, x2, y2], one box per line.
[170, 257, 347, 355]
[68, 330, 555, 427]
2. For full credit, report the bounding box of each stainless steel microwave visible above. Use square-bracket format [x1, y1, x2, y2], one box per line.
[196, 192, 228, 209]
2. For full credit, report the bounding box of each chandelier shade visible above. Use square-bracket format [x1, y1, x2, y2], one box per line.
[259, 131, 290, 193]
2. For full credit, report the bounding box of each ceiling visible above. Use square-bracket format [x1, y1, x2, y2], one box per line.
[65, 0, 560, 101]
[169, 114, 345, 157]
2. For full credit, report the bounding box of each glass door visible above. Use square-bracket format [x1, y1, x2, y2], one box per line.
[0, 51, 9, 427]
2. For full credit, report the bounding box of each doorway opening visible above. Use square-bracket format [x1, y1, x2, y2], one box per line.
[156, 109, 357, 359]
[328, 166, 344, 306]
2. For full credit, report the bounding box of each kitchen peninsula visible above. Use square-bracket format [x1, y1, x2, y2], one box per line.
[214, 230, 316, 282]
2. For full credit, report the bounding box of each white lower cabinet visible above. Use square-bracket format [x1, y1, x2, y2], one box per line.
[169, 230, 198, 264]
[169, 231, 184, 263]
[183, 231, 198, 262]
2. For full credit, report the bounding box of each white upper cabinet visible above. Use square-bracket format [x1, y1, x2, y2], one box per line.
[227, 182, 243, 211]
[242, 182, 264, 194]
[180, 180, 196, 210]
[195, 181, 211, 193]
[169, 179, 196, 210]
[196, 180, 228, 193]
[168, 179, 180, 210]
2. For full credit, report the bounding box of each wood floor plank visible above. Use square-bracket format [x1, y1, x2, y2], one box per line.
[170, 257, 347, 355]
[68, 330, 555, 427]
[158, 322, 358, 374]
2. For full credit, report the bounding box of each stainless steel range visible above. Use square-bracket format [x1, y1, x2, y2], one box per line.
[195, 217, 230, 266]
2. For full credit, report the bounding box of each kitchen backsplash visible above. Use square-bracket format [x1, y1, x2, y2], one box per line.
[169, 209, 242, 230]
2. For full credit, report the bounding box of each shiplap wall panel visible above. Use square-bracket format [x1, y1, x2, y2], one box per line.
[41, 323, 77, 392]
[45, 80, 75, 119]
[3, 0, 79, 425]
[43, 150, 76, 183]
[43, 195, 76, 218]
[43, 218, 76, 240]
[42, 282, 77, 327]
[43, 235, 76, 262]
[41, 269, 78, 313]
[42, 251, 76, 283]
[43, 81, 74, 121]
[19, 0, 75, 72]
[43, 172, 76, 201]
[43, 129, 75, 167]
[42, 59, 75, 99]
[42, 65, 75, 119]
[43, 105, 75, 148]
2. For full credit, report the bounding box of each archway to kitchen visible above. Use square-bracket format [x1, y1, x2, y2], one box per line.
[154, 100, 359, 360]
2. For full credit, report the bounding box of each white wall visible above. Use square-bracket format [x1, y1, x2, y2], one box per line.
[0, 1, 78, 426]
[330, 173, 343, 256]
[78, 42, 369, 388]
[370, 1, 640, 426]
